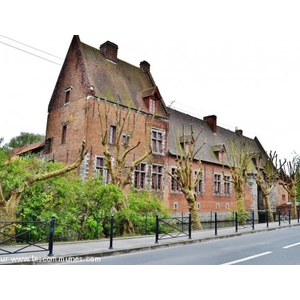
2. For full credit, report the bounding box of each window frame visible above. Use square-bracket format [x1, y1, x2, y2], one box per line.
[170, 167, 181, 193]
[223, 174, 231, 196]
[94, 155, 110, 184]
[213, 173, 222, 195]
[151, 128, 165, 155]
[151, 164, 164, 191]
[134, 163, 147, 190]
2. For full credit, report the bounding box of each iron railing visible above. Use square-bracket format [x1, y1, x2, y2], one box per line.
[0, 216, 55, 256]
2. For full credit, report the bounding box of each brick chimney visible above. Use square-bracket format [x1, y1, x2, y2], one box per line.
[204, 115, 217, 133]
[235, 128, 243, 136]
[140, 60, 150, 72]
[100, 41, 118, 62]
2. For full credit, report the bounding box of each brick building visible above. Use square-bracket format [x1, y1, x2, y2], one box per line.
[42, 35, 288, 219]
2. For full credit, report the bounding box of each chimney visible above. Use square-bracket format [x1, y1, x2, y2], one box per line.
[235, 128, 243, 136]
[204, 115, 217, 133]
[140, 60, 150, 73]
[100, 41, 118, 62]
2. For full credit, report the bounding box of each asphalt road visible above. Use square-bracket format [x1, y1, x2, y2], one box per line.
[61, 226, 300, 265]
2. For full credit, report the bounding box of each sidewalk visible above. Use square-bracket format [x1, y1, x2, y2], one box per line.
[1, 219, 300, 265]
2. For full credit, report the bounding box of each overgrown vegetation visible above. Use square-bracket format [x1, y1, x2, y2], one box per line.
[18, 174, 169, 241]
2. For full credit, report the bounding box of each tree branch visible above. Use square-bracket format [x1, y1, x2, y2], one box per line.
[27, 141, 87, 186]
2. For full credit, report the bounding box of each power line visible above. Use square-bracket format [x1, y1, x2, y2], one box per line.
[0, 39, 62, 66]
[0, 35, 63, 60]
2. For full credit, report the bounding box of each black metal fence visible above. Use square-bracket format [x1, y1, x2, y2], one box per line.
[155, 213, 192, 243]
[107, 213, 192, 249]
[0, 216, 55, 256]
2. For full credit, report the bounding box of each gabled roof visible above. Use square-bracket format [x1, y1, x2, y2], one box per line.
[72, 36, 168, 118]
[167, 108, 267, 167]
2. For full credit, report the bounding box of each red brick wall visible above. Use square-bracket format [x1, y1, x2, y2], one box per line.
[165, 159, 240, 213]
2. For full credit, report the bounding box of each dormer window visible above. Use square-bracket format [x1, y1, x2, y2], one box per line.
[212, 144, 225, 162]
[142, 86, 162, 115]
[149, 98, 156, 114]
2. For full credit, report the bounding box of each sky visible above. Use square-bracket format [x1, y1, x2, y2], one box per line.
[1, 1, 300, 163]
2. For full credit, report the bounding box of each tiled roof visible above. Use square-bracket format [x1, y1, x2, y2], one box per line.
[79, 40, 168, 118]
[167, 108, 267, 167]
[11, 141, 45, 157]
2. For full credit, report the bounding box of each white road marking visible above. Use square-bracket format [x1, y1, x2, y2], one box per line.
[283, 242, 300, 249]
[221, 251, 272, 265]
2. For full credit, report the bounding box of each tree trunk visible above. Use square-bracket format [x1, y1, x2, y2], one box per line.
[116, 198, 135, 235]
[123, 219, 135, 235]
[290, 193, 297, 219]
[263, 193, 274, 222]
[189, 200, 202, 230]
[0, 192, 23, 241]
[185, 191, 202, 230]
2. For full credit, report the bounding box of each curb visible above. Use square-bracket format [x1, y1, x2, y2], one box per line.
[3, 222, 300, 265]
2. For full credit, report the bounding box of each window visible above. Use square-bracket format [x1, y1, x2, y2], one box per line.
[134, 163, 147, 189]
[223, 175, 231, 196]
[151, 164, 164, 191]
[149, 98, 156, 114]
[109, 126, 116, 144]
[170, 167, 181, 192]
[194, 170, 204, 194]
[64, 86, 72, 105]
[65, 90, 70, 104]
[151, 129, 164, 155]
[95, 156, 110, 184]
[61, 125, 67, 144]
[213, 173, 221, 195]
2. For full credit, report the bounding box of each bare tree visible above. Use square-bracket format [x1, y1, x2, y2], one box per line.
[167, 124, 204, 230]
[223, 139, 258, 218]
[255, 151, 284, 222]
[278, 155, 300, 219]
[98, 100, 153, 234]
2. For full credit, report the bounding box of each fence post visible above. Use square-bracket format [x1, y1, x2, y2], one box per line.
[145, 212, 148, 235]
[108, 215, 114, 250]
[252, 210, 255, 230]
[266, 210, 269, 228]
[96, 211, 99, 239]
[188, 213, 192, 239]
[48, 216, 55, 257]
[235, 211, 238, 232]
[278, 209, 281, 226]
[214, 212, 217, 236]
[155, 214, 159, 244]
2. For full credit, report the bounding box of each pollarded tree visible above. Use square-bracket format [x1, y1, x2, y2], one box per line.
[255, 151, 285, 222]
[278, 155, 300, 219]
[98, 100, 153, 234]
[223, 139, 258, 218]
[167, 124, 204, 230]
